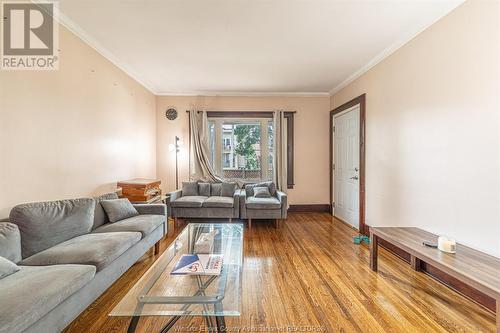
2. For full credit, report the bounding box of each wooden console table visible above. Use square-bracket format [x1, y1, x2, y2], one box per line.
[369, 227, 500, 331]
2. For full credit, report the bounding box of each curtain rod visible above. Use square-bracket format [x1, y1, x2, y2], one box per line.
[185, 110, 296, 113]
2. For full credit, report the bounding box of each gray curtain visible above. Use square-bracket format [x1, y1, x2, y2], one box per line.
[272, 110, 288, 193]
[189, 110, 222, 182]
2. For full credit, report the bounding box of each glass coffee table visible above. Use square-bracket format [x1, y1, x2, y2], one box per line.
[110, 223, 244, 333]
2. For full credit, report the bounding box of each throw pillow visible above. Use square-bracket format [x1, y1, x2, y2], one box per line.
[253, 186, 271, 198]
[221, 182, 237, 197]
[198, 183, 210, 197]
[0, 256, 20, 280]
[182, 182, 198, 196]
[101, 199, 139, 223]
[211, 183, 222, 196]
[245, 181, 276, 197]
[93, 192, 119, 229]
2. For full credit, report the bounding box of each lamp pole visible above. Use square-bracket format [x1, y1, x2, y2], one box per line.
[175, 136, 180, 189]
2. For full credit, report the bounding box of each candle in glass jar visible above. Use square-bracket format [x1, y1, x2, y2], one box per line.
[438, 236, 456, 253]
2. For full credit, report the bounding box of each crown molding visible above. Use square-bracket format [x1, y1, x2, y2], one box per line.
[156, 91, 331, 97]
[35, 0, 463, 99]
[35, 1, 158, 94]
[39, 0, 326, 98]
[329, 0, 464, 96]
[59, 14, 159, 94]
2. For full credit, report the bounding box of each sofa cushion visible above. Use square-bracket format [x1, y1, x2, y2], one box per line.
[21, 232, 141, 271]
[198, 182, 211, 197]
[202, 196, 234, 208]
[245, 181, 277, 197]
[92, 215, 164, 238]
[0, 256, 20, 279]
[254, 186, 271, 198]
[101, 199, 139, 223]
[210, 183, 222, 196]
[93, 192, 119, 229]
[246, 197, 281, 210]
[171, 196, 208, 208]
[9, 198, 95, 259]
[0, 222, 21, 263]
[182, 181, 198, 196]
[0, 264, 96, 333]
[221, 182, 237, 197]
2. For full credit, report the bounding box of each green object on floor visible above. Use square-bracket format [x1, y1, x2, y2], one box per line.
[353, 235, 370, 245]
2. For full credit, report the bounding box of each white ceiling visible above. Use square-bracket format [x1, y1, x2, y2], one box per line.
[57, 0, 463, 95]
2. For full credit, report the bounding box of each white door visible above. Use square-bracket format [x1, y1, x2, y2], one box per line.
[333, 105, 360, 229]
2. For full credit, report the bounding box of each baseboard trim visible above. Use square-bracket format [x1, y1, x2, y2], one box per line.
[332, 216, 359, 232]
[288, 204, 331, 212]
[375, 232, 495, 313]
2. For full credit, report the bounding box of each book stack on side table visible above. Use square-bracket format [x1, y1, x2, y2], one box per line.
[117, 178, 162, 203]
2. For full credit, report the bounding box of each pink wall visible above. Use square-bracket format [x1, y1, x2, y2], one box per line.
[331, 0, 500, 257]
[0, 27, 157, 217]
[156, 95, 331, 205]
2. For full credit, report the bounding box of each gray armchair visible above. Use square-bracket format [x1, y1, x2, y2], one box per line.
[240, 182, 287, 230]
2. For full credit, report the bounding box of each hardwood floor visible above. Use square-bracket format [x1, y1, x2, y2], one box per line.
[64, 213, 495, 333]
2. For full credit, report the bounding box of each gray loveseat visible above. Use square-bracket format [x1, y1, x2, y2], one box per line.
[0, 192, 167, 333]
[169, 181, 240, 227]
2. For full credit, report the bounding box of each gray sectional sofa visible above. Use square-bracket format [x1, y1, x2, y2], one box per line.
[0, 192, 167, 333]
[169, 181, 287, 229]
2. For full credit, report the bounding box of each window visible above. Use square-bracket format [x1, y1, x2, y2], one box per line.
[208, 121, 216, 166]
[204, 111, 294, 187]
[208, 119, 272, 181]
[223, 137, 231, 149]
[223, 153, 231, 168]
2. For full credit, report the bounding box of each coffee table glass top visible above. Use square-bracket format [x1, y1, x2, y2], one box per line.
[110, 223, 244, 317]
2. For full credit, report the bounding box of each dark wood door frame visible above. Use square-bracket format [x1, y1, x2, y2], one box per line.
[330, 94, 366, 235]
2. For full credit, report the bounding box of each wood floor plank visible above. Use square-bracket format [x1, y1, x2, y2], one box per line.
[63, 214, 496, 333]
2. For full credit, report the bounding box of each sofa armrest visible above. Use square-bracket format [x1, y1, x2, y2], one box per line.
[167, 190, 182, 218]
[238, 189, 247, 219]
[0, 222, 22, 263]
[133, 204, 166, 216]
[169, 189, 183, 201]
[232, 189, 242, 218]
[276, 191, 288, 219]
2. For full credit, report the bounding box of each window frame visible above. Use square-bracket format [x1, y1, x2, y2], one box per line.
[211, 118, 271, 181]
[188, 111, 295, 189]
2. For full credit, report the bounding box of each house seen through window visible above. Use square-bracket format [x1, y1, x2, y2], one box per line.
[208, 118, 274, 181]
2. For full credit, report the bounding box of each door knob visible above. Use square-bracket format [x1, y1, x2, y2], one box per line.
[350, 176, 359, 180]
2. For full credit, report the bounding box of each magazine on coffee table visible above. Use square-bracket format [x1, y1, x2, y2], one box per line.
[171, 254, 223, 275]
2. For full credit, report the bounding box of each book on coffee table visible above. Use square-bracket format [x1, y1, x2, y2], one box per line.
[171, 254, 223, 275]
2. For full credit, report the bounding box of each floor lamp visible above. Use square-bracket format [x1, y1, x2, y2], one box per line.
[169, 136, 181, 189]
